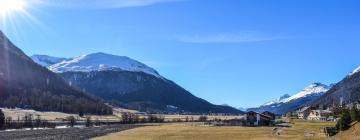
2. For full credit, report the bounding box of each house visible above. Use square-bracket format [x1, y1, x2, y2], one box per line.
[262, 111, 276, 120]
[284, 111, 298, 118]
[244, 111, 275, 126]
[307, 109, 332, 121]
[297, 106, 311, 120]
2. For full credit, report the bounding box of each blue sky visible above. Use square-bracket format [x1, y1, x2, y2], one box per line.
[1, 0, 360, 108]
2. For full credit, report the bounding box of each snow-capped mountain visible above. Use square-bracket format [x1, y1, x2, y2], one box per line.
[31, 55, 67, 67]
[266, 83, 329, 105]
[247, 83, 330, 115]
[31, 52, 242, 114]
[47, 52, 162, 78]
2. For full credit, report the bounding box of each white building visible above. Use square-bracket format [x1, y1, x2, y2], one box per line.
[307, 109, 332, 121]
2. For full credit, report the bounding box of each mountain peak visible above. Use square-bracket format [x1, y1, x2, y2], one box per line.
[46, 52, 162, 78]
[284, 83, 329, 102]
[308, 82, 328, 88]
[350, 66, 360, 76]
[279, 94, 291, 100]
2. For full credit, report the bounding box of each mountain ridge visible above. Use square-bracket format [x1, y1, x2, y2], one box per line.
[247, 83, 330, 114]
[311, 66, 360, 108]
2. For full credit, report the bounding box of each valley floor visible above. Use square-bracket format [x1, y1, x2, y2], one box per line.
[92, 121, 335, 140]
[0, 124, 142, 140]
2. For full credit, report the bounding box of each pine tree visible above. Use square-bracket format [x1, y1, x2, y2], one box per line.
[350, 103, 360, 122]
[336, 109, 352, 131]
[0, 109, 5, 130]
[79, 110, 84, 117]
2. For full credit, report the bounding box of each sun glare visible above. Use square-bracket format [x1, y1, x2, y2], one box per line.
[0, 0, 26, 14]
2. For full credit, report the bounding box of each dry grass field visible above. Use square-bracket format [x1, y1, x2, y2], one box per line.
[1, 108, 240, 122]
[335, 122, 360, 140]
[92, 120, 335, 140]
[1, 108, 120, 121]
[161, 115, 241, 122]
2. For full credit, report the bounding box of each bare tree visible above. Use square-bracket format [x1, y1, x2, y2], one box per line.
[86, 117, 92, 127]
[24, 114, 33, 129]
[198, 116, 208, 122]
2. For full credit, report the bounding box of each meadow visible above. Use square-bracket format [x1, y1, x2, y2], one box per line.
[92, 120, 336, 140]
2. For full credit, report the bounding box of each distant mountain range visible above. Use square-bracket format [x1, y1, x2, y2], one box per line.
[32, 53, 243, 114]
[249, 64, 360, 115]
[247, 83, 330, 115]
[0, 31, 112, 115]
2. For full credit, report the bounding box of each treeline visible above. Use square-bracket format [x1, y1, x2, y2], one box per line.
[0, 109, 211, 130]
[0, 110, 56, 130]
[0, 87, 112, 115]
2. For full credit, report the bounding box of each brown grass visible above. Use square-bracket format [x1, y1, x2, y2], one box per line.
[335, 122, 360, 140]
[92, 120, 335, 140]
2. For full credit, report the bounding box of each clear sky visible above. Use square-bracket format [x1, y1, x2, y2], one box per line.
[1, 0, 360, 108]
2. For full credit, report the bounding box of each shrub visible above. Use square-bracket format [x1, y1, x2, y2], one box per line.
[68, 116, 76, 127]
[198, 116, 208, 122]
[85, 117, 92, 127]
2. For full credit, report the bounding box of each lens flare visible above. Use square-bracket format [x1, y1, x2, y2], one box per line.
[0, 0, 26, 14]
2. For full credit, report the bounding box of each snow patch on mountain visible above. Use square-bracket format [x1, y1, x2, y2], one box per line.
[48, 52, 162, 78]
[262, 83, 329, 106]
[263, 94, 291, 106]
[350, 66, 360, 76]
[31, 55, 67, 67]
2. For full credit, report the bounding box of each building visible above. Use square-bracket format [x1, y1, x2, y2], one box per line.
[345, 101, 360, 110]
[307, 109, 332, 121]
[297, 106, 311, 120]
[244, 111, 275, 126]
[262, 111, 276, 120]
[211, 119, 245, 126]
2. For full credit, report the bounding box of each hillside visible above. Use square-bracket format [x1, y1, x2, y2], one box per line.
[335, 122, 360, 140]
[0, 31, 112, 115]
[311, 67, 360, 108]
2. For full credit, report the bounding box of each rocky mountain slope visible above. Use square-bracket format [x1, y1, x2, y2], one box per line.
[0, 31, 112, 115]
[311, 67, 360, 108]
